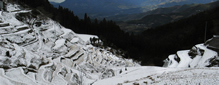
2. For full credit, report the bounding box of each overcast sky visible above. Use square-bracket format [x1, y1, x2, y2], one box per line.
[49, 0, 65, 3]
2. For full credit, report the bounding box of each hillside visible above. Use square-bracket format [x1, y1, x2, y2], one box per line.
[0, 3, 139, 85]
[118, 1, 219, 34]
[15, 0, 148, 66]
[93, 67, 219, 85]
[18, 0, 219, 66]
[107, 4, 198, 21]
[51, 0, 216, 19]
[164, 43, 219, 68]
[93, 37, 219, 85]
[0, 1, 219, 85]
[137, 2, 219, 66]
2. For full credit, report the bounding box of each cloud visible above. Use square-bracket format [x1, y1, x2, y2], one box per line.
[49, 0, 65, 3]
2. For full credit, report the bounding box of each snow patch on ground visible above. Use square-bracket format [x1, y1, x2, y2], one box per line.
[77, 34, 98, 43]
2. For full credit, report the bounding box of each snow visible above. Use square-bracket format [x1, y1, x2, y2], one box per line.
[167, 54, 179, 67]
[70, 37, 80, 43]
[0, 12, 23, 26]
[7, 3, 20, 12]
[0, 2, 218, 85]
[189, 55, 202, 68]
[5, 68, 37, 84]
[0, 76, 14, 85]
[195, 44, 218, 67]
[61, 28, 75, 37]
[94, 67, 219, 85]
[164, 43, 218, 68]
[15, 24, 28, 29]
[176, 50, 192, 67]
[77, 34, 98, 43]
[0, 3, 141, 85]
[53, 39, 66, 50]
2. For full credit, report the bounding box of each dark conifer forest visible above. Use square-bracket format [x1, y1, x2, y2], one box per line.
[16, 0, 219, 66]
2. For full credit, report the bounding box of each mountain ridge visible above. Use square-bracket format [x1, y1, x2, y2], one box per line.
[50, 0, 216, 19]
[118, 1, 219, 34]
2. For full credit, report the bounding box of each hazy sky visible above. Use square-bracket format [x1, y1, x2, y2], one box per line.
[49, 0, 65, 3]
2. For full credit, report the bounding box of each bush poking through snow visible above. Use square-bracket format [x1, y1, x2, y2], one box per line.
[6, 51, 10, 57]
[117, 83, 123, 85]
[119, 69, 122, 74]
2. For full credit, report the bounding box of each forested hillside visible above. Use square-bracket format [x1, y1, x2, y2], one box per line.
[16, 0, 219, 66]
[140, 4, 219, 65]
[16, 0, 138, 62]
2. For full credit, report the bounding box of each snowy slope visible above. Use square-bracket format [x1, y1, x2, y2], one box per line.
[0, 3, 139, 85]
[164, 43, 219, 68]
[94, 67, 219, 85]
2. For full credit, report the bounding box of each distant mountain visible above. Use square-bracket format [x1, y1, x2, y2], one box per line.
[118, 1, 219, 34]
[107, 4, 197, 21]
[50, 0, 216, 19]
[51, 0, 143, 18]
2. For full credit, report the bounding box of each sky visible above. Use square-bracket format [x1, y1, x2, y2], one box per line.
[49, 0, 65, 3]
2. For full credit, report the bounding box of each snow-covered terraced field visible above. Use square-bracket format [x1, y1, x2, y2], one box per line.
[0, 3, 139, 85]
